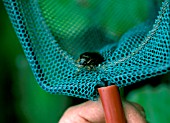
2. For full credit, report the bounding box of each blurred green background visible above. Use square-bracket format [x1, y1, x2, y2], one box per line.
[0, 1, 73, 123]
[0, 0, 170, 123]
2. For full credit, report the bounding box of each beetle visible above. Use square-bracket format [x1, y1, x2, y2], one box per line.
[76, 52, 105, 70]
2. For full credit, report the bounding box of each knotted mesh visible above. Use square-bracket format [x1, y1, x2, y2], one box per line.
[3, 0, 170, 100]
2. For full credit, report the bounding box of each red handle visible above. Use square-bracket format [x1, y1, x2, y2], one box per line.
[98, 85, 126, 123]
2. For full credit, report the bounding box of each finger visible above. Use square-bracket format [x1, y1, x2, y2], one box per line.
[124, 101, 147, 123]
[59, 106, 90, 123]
[59, 100, 105, 123]
[129, 102, 146, 118]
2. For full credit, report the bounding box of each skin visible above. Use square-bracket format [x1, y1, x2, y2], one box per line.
[59, 99, 147, 123]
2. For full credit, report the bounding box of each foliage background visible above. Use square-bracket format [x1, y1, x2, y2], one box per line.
[0, 1, 72, 123]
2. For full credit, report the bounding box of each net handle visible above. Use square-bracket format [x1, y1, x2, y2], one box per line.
[98, 85, 126, 123]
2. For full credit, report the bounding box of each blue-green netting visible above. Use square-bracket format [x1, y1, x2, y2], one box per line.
[3, 0, 170, 100]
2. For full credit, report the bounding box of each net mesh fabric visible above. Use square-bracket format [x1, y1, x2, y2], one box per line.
[3, 0, 170, 100]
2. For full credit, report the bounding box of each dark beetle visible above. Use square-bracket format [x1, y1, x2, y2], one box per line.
[77, 52, 105, 70]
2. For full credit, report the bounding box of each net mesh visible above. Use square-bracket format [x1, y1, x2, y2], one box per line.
[3, 0, 170, 100]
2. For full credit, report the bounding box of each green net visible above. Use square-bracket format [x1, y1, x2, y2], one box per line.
[3, 0, 170, 100]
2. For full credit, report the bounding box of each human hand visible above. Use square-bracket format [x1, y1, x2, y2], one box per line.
[59, 99, 147, 123]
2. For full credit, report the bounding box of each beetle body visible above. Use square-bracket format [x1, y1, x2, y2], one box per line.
[77, 52, 104, 70]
